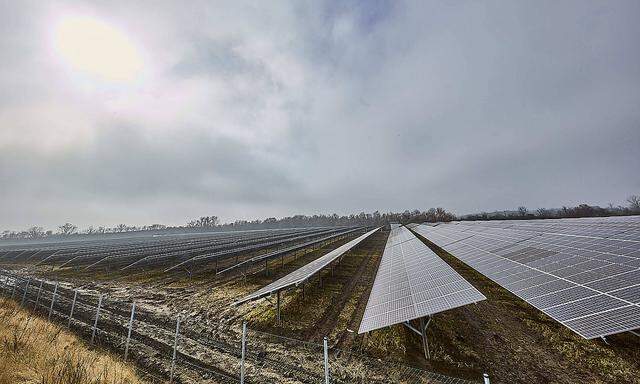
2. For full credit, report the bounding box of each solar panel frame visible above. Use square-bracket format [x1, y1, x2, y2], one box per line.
[358, 226, 485, 334]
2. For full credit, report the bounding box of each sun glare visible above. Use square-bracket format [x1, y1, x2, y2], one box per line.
[52, 15, 143, 82]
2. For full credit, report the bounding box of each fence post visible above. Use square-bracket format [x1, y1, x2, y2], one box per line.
[483, 373, 490, 384]
[124, 302, 136, 360]
[34, 280, 44, 310]
[240, 321, 247, 384]
[68, 289, 78, 327]
[91, 294, 103, 344]
[323, 336, 330, 384]
[169, 316, 181, 383]
[48, 282, 59, 320]
[10, 278, 18, 299]
[20, 278, 31, 306]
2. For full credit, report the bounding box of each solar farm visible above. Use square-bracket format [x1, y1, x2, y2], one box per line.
[1, 217, 639, 384]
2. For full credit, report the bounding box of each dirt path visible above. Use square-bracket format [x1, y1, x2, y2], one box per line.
[336, 230, 388, 348]
[307, 245, 375, 340]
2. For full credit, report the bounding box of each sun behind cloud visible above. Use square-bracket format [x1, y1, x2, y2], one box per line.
[52, 14, 143, 82]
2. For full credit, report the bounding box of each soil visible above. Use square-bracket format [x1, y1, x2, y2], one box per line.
[1, 226, 638, 384]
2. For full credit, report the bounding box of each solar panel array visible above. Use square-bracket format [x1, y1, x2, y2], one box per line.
[218, 228, 361, 275]
[0, 227, 350, 274]
[413, 216, 640, 339]
[235, 227, 380, 305]
[358, 226, 485, 333]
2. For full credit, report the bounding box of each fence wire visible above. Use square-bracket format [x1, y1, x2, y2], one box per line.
[0, 271, 483, 384]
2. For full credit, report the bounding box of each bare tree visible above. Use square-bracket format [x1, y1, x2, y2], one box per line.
[187, 216, 219, 228]
[58, 223, 78, 236]
[517, 206, 528, 217]
[627, 195, 640, 212]
[536, 208, 551, 217]
[27, 226, 45, 239]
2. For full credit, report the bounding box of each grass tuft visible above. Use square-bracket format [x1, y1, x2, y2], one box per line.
[0, 297, 143, 384]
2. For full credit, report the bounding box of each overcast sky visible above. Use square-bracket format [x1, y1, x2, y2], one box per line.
[1, 0, 639, 230]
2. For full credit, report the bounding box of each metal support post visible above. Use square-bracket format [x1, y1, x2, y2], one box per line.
[169, 316, 181, 383]
[48, 282, 59, 320]
[323, 336, 330, 384]
[68, 289, 78, 326]
[20, 278, 31, 306]
[34, 280, 43, 310]
[240, 321, 247, 384]
[276, 290, 281, 325]
[419, 316, 432, 360]
[91, 294, 103, 344]
[124, 301, 136, 360]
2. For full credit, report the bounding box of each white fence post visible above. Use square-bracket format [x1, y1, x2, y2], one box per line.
[48, 282, 59, 320]
[91, 294, 103, 344]
[169, 316, 181, 383]
[323, 336, 330, 384]
[34, 280, 43, 310]
[10, 278, 17, 299]
[20, 278, 31, 306]
[68, 289, 78, 327]
[124, 302, 136, 360]
[240, 321, 247, 384]
[483, 373, 491, 384]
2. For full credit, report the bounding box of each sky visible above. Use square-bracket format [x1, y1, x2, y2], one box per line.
[1, 0, 639, 230]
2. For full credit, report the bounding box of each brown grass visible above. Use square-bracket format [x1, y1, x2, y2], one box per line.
[0, 297, 143, 384]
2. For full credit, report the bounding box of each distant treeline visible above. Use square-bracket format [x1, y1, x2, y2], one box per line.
[462, 195, 640, 221]
[0, 208, 455, 241]
[217, 208, 456, 230]
[3, 195, 639, 241]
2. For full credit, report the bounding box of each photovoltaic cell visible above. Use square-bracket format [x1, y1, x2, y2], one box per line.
[358, 226, 485, 333]
[413, 216, 640, 339]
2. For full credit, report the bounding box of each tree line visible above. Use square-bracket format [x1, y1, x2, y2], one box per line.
[462, 195, 640, 221]
[2, 195, 638, 241]
[0, 209, 454, 240]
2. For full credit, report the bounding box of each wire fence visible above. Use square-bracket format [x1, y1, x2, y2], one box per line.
[0, 272, 487, 384]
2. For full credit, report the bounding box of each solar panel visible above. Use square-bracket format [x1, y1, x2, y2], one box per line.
[163, 228, 346, 272]
[358, 226, 485, 334]
[235, 227, 380, 305]
[218, 228, 360, 275]
[413, 216, 640, 339]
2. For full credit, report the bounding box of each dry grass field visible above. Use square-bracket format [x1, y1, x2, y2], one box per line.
[0, 297, 143, 384]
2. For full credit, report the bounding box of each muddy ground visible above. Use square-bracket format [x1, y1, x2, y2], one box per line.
[1, 227, 639, 384]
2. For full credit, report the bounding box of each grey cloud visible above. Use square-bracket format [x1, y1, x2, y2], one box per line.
[1, 0, 639, 229]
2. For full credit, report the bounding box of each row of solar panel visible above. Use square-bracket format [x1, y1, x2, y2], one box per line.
[235, 227, 380, 305]
[0, 227, 352, 273]
[359, 226, 485, 333]
[414, 216, 640, 339]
